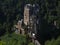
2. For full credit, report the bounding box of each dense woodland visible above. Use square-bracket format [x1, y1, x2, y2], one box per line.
[0, 0, 60, 45]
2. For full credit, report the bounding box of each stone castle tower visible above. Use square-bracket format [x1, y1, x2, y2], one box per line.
[24, 4, 31, 25]
[24, 4, 39, 35]
[24, 4, 39, 25]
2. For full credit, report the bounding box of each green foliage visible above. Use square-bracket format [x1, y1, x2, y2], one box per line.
[0, 33, 26, 45]
[28, 42, 34, 45]
[0, 41, 6, 45]
[45, 37, 60, 45]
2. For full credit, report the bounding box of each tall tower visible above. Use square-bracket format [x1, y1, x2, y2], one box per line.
[24, 4, 32, 25]
[24, 4, 39, 35]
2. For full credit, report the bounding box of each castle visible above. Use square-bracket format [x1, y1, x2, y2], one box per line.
[14, 4, 39, 36]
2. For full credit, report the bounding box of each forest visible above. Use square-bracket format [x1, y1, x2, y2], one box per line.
[0, 0, 60, 45]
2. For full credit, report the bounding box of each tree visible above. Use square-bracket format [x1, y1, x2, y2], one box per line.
[45, 36, 60, 45]
[28, 42, 34, 45]
[0, 33, 27, 45]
